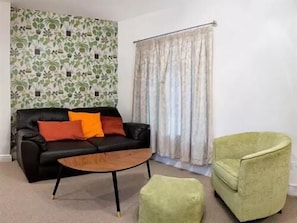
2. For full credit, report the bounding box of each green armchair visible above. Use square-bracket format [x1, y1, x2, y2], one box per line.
[211, 132, 291, 222]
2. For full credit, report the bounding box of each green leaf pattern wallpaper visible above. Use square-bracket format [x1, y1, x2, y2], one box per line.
[10, 7, 118, 122]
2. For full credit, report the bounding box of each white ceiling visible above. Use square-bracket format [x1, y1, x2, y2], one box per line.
[9, 0, 185, 21]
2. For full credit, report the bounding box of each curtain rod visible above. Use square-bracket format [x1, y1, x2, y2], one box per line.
[133, 20, 217, 44]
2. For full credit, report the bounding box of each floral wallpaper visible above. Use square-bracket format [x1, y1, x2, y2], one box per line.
[10, 7, 118, 113]
[10, 7, 118, 149]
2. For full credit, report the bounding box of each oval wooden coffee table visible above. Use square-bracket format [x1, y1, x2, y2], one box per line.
[51, 148, 152, 217]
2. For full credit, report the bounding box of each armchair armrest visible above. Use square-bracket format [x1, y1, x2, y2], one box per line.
[123, 122, 150, 147]
[238, 143, 291, 196]
[241, 141, 291, 160]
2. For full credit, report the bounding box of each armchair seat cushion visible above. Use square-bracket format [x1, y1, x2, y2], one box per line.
[213, 159, 240, 191]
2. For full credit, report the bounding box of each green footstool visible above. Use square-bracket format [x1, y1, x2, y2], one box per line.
[139, 174, 204, 223]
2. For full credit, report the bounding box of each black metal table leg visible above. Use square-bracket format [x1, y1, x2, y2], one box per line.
[146, 160, 151, 178]
[52, 165, 63, 200]
[112, 171, 121, 217]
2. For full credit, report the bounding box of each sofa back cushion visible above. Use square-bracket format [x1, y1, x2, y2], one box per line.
[16, 107, 122, 132]
[72, 107, 121, 117]
[16, 108, 70, 131]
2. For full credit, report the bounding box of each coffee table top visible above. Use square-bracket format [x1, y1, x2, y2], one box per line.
[58, 148, 152, 173]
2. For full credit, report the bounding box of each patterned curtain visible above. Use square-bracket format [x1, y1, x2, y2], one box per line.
[132, 26, 213, 165]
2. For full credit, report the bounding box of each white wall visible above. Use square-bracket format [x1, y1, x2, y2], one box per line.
[118, 0, 297, 194]
[0, 1, 11, 162]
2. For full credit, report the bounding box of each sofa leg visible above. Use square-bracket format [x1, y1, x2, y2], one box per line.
[278, 209, 282, 214]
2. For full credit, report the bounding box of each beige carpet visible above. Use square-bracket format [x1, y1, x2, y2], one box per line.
[0, 160, 297, 223]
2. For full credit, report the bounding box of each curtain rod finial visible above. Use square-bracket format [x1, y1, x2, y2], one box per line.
[212, 20, 217, 27]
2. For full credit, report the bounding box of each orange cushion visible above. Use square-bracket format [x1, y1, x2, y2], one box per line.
[37, 120, 86, 142]
[101, 116, 126, 136]
[68, 111, 104, 138]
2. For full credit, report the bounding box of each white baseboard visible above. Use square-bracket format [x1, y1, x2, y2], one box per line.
[0, 154, 12, 162]
[289, 161, 297, 196]
[288, 184, 297, 196]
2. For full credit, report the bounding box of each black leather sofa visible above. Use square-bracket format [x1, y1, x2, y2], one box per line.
[16, 107, 150, 182]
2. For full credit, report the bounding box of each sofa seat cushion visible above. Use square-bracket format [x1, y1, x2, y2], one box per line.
[87, 136, 142, 152]
[213, 159, 240, 191]
[40, 140, 97, 165]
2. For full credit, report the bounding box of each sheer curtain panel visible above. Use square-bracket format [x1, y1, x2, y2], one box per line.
[132, 26, 213, 165]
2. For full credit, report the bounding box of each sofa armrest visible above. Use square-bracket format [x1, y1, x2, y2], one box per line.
[16, 129, 47, 182]
[17, 129, 46, 151]
[123, 122, 150, 147]
[18, 140, 42, 182]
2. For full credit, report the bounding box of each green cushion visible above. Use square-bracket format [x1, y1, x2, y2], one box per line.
[139, 174, 204, 223]
[213, 159, 240, 191]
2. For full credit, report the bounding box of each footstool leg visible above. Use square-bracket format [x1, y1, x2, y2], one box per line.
[146, 160, 151, 178]
[52, 165, 63, 199]
[112, 171, 121, 217]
